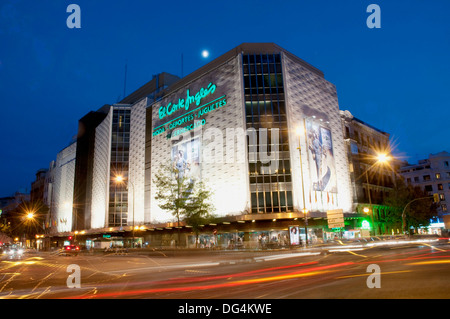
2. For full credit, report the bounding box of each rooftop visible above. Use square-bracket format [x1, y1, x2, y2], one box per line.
[161, 43, 325, 100]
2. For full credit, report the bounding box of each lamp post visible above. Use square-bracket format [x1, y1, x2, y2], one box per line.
[115, 175, 135, 248]
[364, 170, 374, 235]
[361, 153, 391, 235]
[296, 126, 308, 246]
[402, 196, 432, 237]
[365, 153, 390, 206]
[23, 210, 36, 249]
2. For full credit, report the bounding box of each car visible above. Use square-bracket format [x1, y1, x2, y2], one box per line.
[2, 244, 24, 260]
[62, 244, 80, 256]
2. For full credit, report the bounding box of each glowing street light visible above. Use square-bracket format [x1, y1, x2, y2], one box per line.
[360, 151, 393, 235]
[365, 153, 393, 205]
[376, 153, 390, 163]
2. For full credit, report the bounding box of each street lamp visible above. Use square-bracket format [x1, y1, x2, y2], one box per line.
[296, 125, 309, 246]
[365, 152, 391, 204]
[24, 211, 36, 249]
[115, 175, 135, 248]
[361, 152, 392, 235]
[376, 153, 390, 163]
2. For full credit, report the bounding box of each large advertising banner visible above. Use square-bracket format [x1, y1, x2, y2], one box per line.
[289, 226, 300, 245]
[171, 137, 201, 182]
[305, 119, 338, 208]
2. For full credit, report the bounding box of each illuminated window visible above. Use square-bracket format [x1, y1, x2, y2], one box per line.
[109, 107, 131, 227]
[243, 53, 293, 214]
[435, 173, 441, 180]
[350, 141, 358, 154]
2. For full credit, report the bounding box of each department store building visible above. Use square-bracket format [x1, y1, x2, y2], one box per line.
[51, 43, 360, 248]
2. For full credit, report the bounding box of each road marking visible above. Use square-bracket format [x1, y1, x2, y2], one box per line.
[185, 269, 211, 274]
[336, 270, 411, 279]
[254, 252, 321, 261]
[406, 259, 450, 266]
[346, 250, 368, 258]
[35, 286, 52, 299]
[422, 243, 446, 252]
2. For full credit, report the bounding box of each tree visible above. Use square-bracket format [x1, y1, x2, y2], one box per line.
[154, 165, 189, 225]
[153, 164, 214, 247]
[184, 181, 215, 248]
[0, 222, 11, 243]
[383, 178, 437, 234]
[154, 164, 192, 246]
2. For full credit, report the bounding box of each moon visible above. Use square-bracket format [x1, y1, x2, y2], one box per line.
[201, 50, 209, 58]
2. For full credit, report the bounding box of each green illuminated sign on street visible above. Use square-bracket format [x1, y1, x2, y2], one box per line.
[361, 220, 371, 230]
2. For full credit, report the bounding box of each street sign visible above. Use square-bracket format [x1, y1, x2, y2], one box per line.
[327, 209, 345, 228]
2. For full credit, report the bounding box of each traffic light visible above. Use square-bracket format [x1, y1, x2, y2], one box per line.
[433, 193, 440, 203]
[68, 236, 73, 240]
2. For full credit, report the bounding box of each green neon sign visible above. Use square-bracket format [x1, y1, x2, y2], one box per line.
[361, 220, 371, 230]
[152, 94, 227, 138]
[158, 82, 216, 120]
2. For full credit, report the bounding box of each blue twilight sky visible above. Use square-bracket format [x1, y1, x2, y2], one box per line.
[0, 0, 449, 197]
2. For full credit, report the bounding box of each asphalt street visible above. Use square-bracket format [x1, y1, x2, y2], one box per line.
[1, 238, 449, 300]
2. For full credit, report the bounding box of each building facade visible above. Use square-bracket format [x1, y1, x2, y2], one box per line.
[30, 168, 48, 204]
[51, 140, 77, 233]
[340, 110, 394, 205]
[47, 43, 387, 248]
[400, 151, 450, 224]
[146, 43, 354, 246]
[340, 110, 397, 235]
[49, 73, 178, 243]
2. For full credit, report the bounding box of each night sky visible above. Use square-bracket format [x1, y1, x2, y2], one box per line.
[1, 0, 449, 197]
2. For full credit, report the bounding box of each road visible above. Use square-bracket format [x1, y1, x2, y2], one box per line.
[1, 238, 449, 300]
